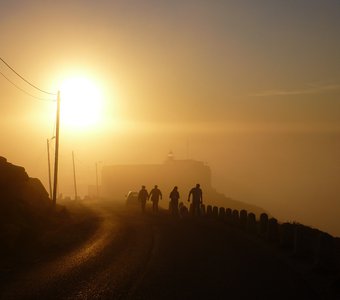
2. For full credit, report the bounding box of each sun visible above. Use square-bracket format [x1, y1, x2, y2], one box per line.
[60, 77, 103, 129]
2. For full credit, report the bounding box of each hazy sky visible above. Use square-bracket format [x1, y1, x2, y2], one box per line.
[1, 0, 340, 235]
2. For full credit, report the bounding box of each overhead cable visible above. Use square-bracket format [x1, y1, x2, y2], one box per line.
[0, 57, 57, 96]
[0, 71, 56, 102]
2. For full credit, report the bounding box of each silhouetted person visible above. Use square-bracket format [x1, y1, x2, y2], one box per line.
[188, 183, 203, 216]
[138, 185, 149, 213]
[169, 186, 180, 216]
[149, 185, 162, 212]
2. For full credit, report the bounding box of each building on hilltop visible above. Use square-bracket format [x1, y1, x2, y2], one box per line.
[101, 152, 265, 214]
[102, 153, 211, 203]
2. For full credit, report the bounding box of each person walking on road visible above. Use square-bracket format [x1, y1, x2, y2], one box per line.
[169, 186, 180, 216]
[188, 184, 203, 216]
[149, 185, 162, 212]
[138, 185, 149, 213]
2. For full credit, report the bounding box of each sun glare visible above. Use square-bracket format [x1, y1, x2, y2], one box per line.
[60, 77, 103, 129]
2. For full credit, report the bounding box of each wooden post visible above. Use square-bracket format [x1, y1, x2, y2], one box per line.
[259, 213, 269, 237]
[212, 206, 219, 218]
[207, 205, 213, 217]
[52, 91, 60, 206]
[47, 138, 52, 199]
[232, 209, 240, 226]
[247, 213, 257, 234]
[219, 207, 226, 219]
[72, 151, 78, 201]
[240, 209, 248, 229]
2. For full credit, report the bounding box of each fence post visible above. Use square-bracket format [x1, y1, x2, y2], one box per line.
[280, 223, 295, 249]
[267, 218, 279, 242]
[259, 213, 269, 237]
[225, 208, 232, 224]
[246, 212, 257, 234]
[239, 209, 248, 230]
[201, 204, 206, 216]
[232, 209, 239, 226]
[212, 206, 219, 219]
[207, 205, 213, 217]
[219, 207, 226, 220]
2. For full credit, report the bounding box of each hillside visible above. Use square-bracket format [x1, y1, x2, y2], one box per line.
[0, 156, 98, 266]
[1, 157, 339, 299]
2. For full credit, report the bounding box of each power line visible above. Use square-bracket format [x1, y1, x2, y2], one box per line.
[0, 70, 56, 102]
[0, 57, 57, 96]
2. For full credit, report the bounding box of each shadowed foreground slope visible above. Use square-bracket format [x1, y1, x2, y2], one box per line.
[0, 200, 326, 300]
[131, 214, 321, 300]
[0, 156, 72, 263]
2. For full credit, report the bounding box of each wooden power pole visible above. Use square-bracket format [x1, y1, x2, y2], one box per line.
[47, 138, 52, 199]
[52, 91, 60, 206]
[96, 162, 99, 198]
[72, 151, 78, 201]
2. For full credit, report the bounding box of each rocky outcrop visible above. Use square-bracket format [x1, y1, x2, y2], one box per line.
[0, 156, 50, 204]
[0, 156, 29, 197]
[0, 156, 55, 256]
[0, 156, 52, 221]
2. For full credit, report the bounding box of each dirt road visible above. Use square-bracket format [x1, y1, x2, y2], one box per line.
[0, 201, 321, 299]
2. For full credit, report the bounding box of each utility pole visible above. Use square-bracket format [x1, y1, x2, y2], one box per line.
[95, 161, 102, 198]
[52, 91, 60, 206]
[47, 138, 52, 199]
[72, 151, 78, 201]
[96, 162, 99, 198]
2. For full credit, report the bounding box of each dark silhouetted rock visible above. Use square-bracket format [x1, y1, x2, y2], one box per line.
[24, 178, 51, 208]
[0, 156, 29, 201]
[0, 157, 55, 255]
[0, 157, 50, 208]
[0, 156, 29, 184]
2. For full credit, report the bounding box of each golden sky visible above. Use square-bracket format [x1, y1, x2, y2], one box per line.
[1, 0, 340, 235]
